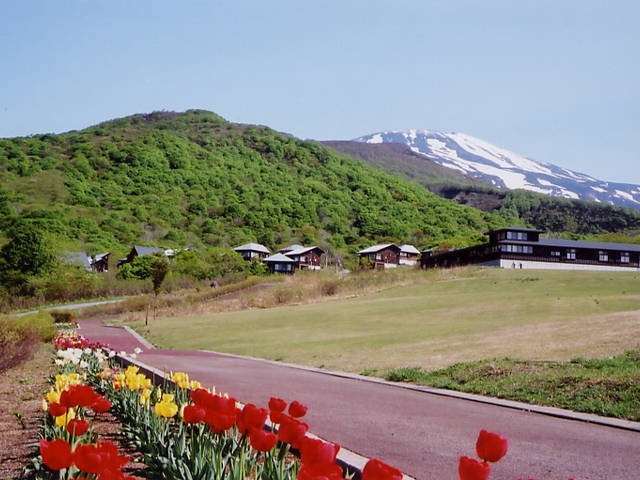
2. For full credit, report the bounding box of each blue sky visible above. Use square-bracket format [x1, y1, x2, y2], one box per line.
[1, 1, 639, 184]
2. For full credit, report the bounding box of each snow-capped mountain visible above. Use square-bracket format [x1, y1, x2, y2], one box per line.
[355, 130, 640, 211]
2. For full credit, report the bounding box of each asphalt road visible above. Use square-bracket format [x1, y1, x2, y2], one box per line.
[79, 319, 640, 480]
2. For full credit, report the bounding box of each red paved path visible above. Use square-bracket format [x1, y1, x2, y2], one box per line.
[79, 319, 640, 480]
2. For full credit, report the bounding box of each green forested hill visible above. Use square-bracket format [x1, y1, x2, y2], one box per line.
[0, 110, 507, 258]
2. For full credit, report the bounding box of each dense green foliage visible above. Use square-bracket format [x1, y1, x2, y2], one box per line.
[0, 110, 505, 258]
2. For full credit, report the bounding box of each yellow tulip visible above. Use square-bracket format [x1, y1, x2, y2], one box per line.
[46, 389, 61, 404]
[55, 408, 76, 427]
[154, 394, 178, 418]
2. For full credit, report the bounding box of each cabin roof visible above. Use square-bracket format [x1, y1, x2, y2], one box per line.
[234, 243, 271, 254]
[286, 246, 325, 256]
[399, 244, 420, 254]
[358, 244, 399, 254]
[263, 253, 296, 263]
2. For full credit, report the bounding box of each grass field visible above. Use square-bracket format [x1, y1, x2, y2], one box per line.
[124, 268, 640, 375]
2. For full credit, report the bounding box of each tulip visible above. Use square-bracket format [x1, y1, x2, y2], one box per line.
[288, 399, 308, 418]
[39, 438, 74, 471]
[182, 404, 206, 424]
[91, 395, 112, 414]
[60, 384, 99, 408]
[248, 427, 278, 452]
[361, 458, 403, 480]
[49, 401, 67, 417]
[458, 456, 491, 480]
[277, 415, 309, 449]
[154, 394, 179, 418]
[298, 461, 344, 480]
[67, 418, 90, 437]
[237, 403, 268, 435]
[476, 429, 508, 463]
[268, 396, 287, 412]
[300, 437, 340, 467]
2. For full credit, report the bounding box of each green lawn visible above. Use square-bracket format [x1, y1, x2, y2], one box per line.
[128, 268, 640, 374]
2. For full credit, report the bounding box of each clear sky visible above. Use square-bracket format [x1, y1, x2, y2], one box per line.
[1, 1, 639, 184]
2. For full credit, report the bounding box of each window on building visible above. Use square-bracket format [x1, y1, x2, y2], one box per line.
[621, 252, 630, 263]
[598, 251, 609, 262]
[375, 253, 382, 261]
[550, 250, 561, 257]
[566, 249, 576, 260]
[500, 244, 532, 254]
[506, 231, 528, 241]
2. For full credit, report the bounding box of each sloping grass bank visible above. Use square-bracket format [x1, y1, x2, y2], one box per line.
[385, 349, 640, 420]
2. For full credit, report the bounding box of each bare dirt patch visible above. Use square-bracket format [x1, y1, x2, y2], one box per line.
[0, 344, 145, 479]
[0, 343, 54, 479]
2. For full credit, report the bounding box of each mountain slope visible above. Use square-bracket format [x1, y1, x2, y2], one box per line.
[0, 110, 506, 256]
[355, 130, 640, 210]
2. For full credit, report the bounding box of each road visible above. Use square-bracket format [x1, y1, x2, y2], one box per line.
[79, 319, 640, 480]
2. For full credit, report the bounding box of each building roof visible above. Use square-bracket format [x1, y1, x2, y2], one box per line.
[279, 244, 305, 253]
[488, 226, 544, 234]
[63, 251, 93, 271]
[358, 244, 399, 254]
[133, 246, 164, 257]
[263, 253, 296, 263]
[94, 252, 110, 262]
[286, 246, 325, 256]
[533, 238, 640, 252]
[399, 244, 420, 254]
[234, 243, 271, 254]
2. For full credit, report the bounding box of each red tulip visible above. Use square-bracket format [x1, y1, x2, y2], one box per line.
[205, 410, 238, 434]
[288, 399, 308, 418]
[476, 429, 508, 463]
[91, 395, 112, 414]
[298, 461, 345, 480]
[248, 427, 278, 452]
[49, 401, 67, 417]
[39, 438, 74, 471]
[300, 437, 340, 466]
[237, 403, 268, 435]
[67, 418, 90, 436]
[60, 384, 98, 408]
[190, 388, 216, 409]
[270, 410, 285, 424]
[95, 440, 130, 471]
[268, 396, 287, 412]
[362, 458, 403, 480]
[74, 443, 104, 474]
[277, 415, 309, 449]
[458, 456, 491, 480]
[75, 441, 129, 475]
[182, 404, 206, 424]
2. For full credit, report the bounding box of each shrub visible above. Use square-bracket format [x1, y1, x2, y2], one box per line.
[50, 310, 76, 323]
[0, 312, 56, 372]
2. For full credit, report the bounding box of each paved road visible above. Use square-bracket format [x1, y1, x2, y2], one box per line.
[79, 319, 640, 480]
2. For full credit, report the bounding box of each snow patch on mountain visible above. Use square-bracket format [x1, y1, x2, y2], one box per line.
[354, 130, 640, 211]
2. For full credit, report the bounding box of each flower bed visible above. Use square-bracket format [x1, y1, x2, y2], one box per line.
[31, 332, 576, 480]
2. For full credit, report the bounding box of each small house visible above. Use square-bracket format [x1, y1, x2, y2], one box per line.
[92, 252, 110, 272]
[234, 243, 271, 261]
[357, 244, 401, 269]
[399, 245, 420, 266]
[262, 253, 297, 274]
[285, 246, 325, 270]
